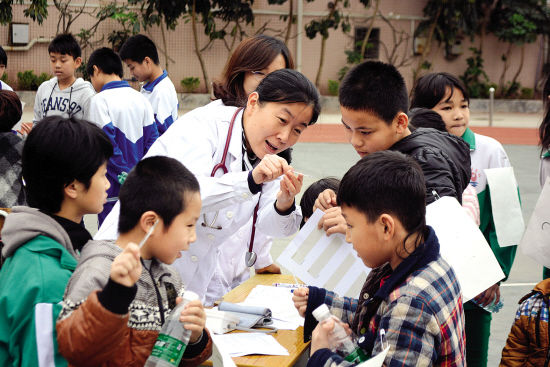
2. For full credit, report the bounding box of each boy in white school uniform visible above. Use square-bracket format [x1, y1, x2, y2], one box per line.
[86, 47, 159, 225]
[0, 46, 13, 91]
[119, 34, 178, 135]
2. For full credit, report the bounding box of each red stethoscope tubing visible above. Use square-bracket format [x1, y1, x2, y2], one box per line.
[211, 107, 259, 265]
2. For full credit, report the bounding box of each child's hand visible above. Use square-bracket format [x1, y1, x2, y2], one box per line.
[474, 283, 500, 307]
[276, 170, 303, 212]
[313, 189, 337, 211]
[292, 287, 309, 317]
[318, 207, 347, 236]
[110, 243, 142, 287]
[17, 122, 33, 135]
[311, 318, 335, 355]
[178, 298, 206, 343]
[255, 263, 281, 274]
[252, 154, 290, 184]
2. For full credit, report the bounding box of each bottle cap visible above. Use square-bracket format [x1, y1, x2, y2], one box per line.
[312, 303, 331, 322]
[183, 290, 199, 302]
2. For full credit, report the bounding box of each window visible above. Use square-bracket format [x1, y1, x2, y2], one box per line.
[354, 27, 380, 60]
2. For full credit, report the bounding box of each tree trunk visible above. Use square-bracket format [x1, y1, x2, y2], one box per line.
[498, 43, 513, 96]
[511, 44, 525, 87]
[360, 0, 380, 60]
[192, 0, 210, 94]
[285, 0, 293, 45]
[160, 20, 169, 71]
[412, 5, 441, 87]
[315, 36, 326, 87]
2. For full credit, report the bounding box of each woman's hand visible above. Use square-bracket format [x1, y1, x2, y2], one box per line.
[276, 171, 303, 212]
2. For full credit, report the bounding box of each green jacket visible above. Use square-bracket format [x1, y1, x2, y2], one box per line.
[0, 207, 78, 367]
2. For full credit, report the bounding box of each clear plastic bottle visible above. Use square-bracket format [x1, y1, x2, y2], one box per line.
[471, 294, 503, 313]
[312, 304, 368, 363]
[145, 291, 199, 367]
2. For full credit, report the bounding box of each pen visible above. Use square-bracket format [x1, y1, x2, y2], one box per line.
[273, 283, 305, 288]
[138, 219, 159, 249]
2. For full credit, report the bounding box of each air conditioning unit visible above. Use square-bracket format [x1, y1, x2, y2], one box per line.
[9, 23, 29, 46]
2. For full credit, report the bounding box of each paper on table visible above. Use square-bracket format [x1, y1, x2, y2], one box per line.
[211, 338, 237, 367]
[211, 333, 289, 357]
[241, 285, 304, 329]
[356, 346, 390, 367]
[521, 177, 550, 268]
[426, 196, 505, 301]
[276, 209, 370, 298]
[484, 167, 524, 247]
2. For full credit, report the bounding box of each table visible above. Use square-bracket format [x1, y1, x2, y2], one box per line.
[204, 274, 310, 367]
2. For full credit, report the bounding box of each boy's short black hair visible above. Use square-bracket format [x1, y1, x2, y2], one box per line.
[408, 107, 446, 132]
[410, 72, 470, 110]
[337, 150, 426, 235]
[86, 47, 123, 78]
[339, 61, 408, 124]
[0, 46, 7, 66]
[48, 33, 81, 59]
[299, 177, 340, 228]
[22, 116, 113, 213]
[119, 34, 159, 64]
[118, 156, 200, 233]
[0, 90, 22, 132]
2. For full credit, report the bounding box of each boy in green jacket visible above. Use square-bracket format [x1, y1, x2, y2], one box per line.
[0, 115, 113, 366]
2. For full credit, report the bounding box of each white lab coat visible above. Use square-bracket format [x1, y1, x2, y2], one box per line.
[95, 100, 301, 303]
[205, 218, 274, 305]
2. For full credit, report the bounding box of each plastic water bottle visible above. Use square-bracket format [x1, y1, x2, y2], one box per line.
[145, 291, 199, 367]
[471, 294, 503, 313]
[312, 304, 367, 363]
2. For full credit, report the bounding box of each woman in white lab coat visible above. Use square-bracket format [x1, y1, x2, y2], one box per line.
[96, 69, 320, 303]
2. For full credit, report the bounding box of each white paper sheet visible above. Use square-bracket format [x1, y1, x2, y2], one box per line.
[211, 338, 237, 367]
[356, 346, 390, 367]
[521, 178, 550, 268]
[484, 167, 524, 247]
[211, 333, 289, 357]
[426, 196, 505, 301]
[276, 209, 371, 298]
[240, 285, 304, 329]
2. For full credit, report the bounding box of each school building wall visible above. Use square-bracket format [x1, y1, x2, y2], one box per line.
[0, 0, 544, 95]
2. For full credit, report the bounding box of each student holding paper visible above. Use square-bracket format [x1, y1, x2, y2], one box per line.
[293, 151, 466, 367]
[411, 72, 518, 367]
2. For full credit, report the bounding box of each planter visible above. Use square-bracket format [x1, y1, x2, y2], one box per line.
[469, 99, 542, 114]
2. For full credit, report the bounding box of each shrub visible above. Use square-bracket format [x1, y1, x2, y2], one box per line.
[180, 77, 200, 93]
[17, 70, 50, 90]
[328, 79, 339, 96]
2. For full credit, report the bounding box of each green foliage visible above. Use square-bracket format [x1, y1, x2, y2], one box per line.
[17, 70, 50, 91]
[107, 6, 141, 51]
[520, 87, 534, 99]
[489, 0, 550, 45]
[460, 47, 492, 98]
[181, 77, 200, 93]
[304, 0, 350, 40]
[77, 62, 88, 81]
[327, 79, 339, 96]
[0, 0, 48, 25]
[1, 72, 10, 86]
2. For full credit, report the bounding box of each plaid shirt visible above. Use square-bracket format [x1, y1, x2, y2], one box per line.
[0, 133, 25, 207]
[306, 227, 466, 367]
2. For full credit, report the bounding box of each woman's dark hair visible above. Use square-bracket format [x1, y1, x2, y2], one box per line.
[410, 72, 470, 110]
[213, 35, 294, 107]
[22, 116, 113, 213]
[255, 69, 321, 125]
[0, 90, 22, 132]
[299, 177, 340, 228]
[539, 76, 550, 151]
[118, 156, 200, 233]
[408, 107, 446, 132]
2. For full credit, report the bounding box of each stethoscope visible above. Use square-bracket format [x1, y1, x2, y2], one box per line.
[201, 107, 260, 267]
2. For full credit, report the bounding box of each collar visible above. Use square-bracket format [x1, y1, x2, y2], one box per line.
[101, 80, 131, 92]
[227, 108, 246, 172]
[47, 213, 92, 252]
[143, 70, 168, 92]
[461, 127, 476, 151]
[374, 226, 439, 300]
[543, 151, 550, 159]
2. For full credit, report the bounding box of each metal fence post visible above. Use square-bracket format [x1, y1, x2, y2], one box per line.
[489, 87, 495, 127]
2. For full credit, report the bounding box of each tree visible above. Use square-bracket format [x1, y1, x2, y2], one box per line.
[488, 0, 550, 97]
[304, 0, 351, 87]
[0, 0, 48, 25]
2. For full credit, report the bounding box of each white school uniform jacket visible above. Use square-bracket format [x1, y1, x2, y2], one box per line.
[0, 80, 13, 91]
[33, 77, 95, 123]
[141, 70, 178, 136]
[86, 80, 158, 200]
[95, 100, 302, 303]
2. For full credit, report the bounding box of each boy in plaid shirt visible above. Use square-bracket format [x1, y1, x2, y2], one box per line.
[293, 150, 466, 366]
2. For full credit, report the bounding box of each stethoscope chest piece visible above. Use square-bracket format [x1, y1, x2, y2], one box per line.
[245, 251, 257, 267]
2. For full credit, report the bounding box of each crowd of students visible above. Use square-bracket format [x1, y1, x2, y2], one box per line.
[0, 31, 547, 366]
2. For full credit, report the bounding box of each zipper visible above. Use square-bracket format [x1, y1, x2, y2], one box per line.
[142, 259, 166, 325]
